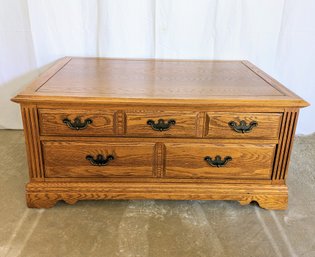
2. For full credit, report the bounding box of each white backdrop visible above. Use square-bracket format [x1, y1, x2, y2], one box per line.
[1, 0, 314, 134]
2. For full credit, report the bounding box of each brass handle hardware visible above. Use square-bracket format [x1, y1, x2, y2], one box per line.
[147, 119, 176, 131]
[228, 120, 258, 133]
[204, 155, 232, 167]
[86, 154, 114, 166]
[63, 117, 92, 130]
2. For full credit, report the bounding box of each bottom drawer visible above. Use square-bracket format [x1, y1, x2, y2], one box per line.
[42, 141, 155, 178]
[165, 143, 276, 179]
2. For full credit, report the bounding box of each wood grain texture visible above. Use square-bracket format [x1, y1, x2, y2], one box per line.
[205, 112, 282, 139]
[12, 58, 309, 108]
[39, 108, 114, 136]
[39, 135, 279, 145]
[113, 110, 127, 135]
[196, 112, 207, 137]
[153, 142, 166, 178]
[125, 110, 198, 137]
[26, 182, 288, 210]
[42, 141, 156, 178]
[30, 102, 291, 113]
[272, 109, 299, 183]
[241, 61, 304, 101]
[165, 143, 276, 179]
[12, 57, 309, 210]
[37, 59, 284, 97]
[21, 105, 44, 180]
[17, 57, 72, 95]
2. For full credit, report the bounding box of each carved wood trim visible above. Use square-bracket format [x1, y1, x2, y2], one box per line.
[21, 105, 44, 180]
[26, 182, 288, 210]
[272, 109, 298, 183]
[196, 112, 206, 137]
[204, 113, 210, 137]
[113, 110, 126, 135]
[282, 110, 299, 180]
[153, 142, 166, 178]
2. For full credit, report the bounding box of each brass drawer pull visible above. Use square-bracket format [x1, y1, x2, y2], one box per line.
[86, 154, 114, 166]
[147, 119, 176, 131]
[63, 117, 93, 130]
[204, 155, 232, 167]
[228, 120, 258, 133]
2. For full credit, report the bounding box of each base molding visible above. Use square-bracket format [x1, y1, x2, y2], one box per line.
[26, 182, 288, 210]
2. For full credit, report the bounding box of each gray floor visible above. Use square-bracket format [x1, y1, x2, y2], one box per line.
[0, 130, 314, 257]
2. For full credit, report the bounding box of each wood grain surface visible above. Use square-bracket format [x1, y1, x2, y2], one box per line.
[165, 143, 275, 179]
[272, 109, 299, 183]
[125, 110, 198, 137]
[205, 112, 282, 139]
[37, 59, 283, 98]
[21, 105, 44, 180]
[42, 141, 155, 178]
[12, 57, 309, 107]
[26, 182, 288, 210]
[11, 57, 309, 210]
[39, 109, 115, 136]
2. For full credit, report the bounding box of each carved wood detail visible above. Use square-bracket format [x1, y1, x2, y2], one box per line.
[238, 194, 288, 210]
[196, 112, 206, 137]
[21, 105, 44, 180]
[272, 109, 299, 182]
[12, 58, 308, 210]
[26, 182, 288, 210]
[113, 110, 126, 135]
[153, 142, 166, 178]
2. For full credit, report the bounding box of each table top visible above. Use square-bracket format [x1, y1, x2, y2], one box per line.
[12, 57, 308, 107]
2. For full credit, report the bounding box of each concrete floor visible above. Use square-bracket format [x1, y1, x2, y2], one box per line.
[0, 130, 314, 257]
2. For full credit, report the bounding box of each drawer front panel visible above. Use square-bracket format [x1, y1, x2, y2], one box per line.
[126, 111, 198, 137]
[165, 143, 275, 179]
[39, 109, 114, 136]
[205, 113, 282, 139]
[42, 141, 155, 178]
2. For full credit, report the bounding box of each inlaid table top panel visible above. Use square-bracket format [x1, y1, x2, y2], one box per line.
[12, 57, 308, 107]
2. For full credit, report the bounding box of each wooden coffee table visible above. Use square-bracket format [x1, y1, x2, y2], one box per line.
[12, 57, 309, 209]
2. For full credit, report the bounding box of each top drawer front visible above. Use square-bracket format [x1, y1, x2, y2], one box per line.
[39, 109, 115, 136]
[205, 113, 282, 139]
[125, 111, 199, 138]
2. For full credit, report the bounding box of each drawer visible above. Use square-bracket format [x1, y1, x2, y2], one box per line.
[126, 111, 198, 137]
[42, 141, 155, 178]
[165, 143, 276, 179]
[39, 109, 115, 136]
[205, 113, 282, 139]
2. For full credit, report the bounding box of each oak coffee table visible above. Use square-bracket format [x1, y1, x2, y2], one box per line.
[12, 57, 309, 209]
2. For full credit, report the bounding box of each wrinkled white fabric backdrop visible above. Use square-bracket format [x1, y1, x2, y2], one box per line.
[1, 0, 314, 133]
